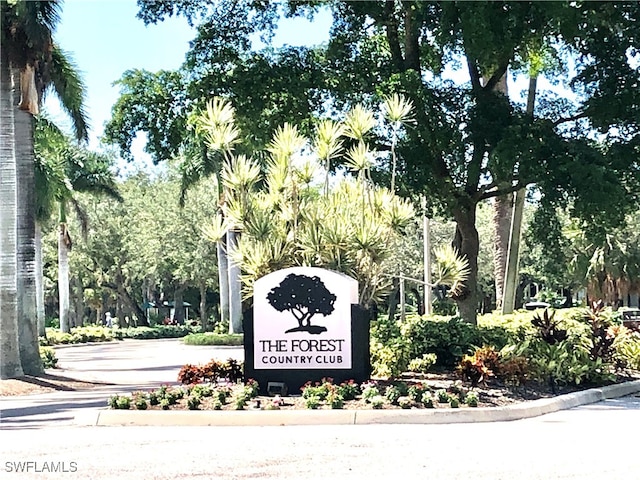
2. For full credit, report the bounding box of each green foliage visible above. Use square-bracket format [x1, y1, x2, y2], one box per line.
[304, 396, 321, 410]
[133, 393, 148, 410]
[408, 383, 430, 402]
[187, 395, 202, 410]
[449, 397, 460, 408]
[400, 314, 512, 367]
[369, 396, 385, 409]
[182, 333, 243, 346]
[436, 389, 450, 404]
[44, 326, 114, 345]
[116, 325, 200, 340]
[39, 347, 58, 369]
[421, 392, 435, 408]
[612, 328, 640, 371]
[327, 391, 344, 410]
[336, 380, 360, 401]
[361, 382, 380, 402]
[465, 391, 479, 407]
[407, 353, 437, 373]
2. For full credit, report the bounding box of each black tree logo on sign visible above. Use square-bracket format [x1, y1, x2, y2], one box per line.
[267, 273, 337, 334]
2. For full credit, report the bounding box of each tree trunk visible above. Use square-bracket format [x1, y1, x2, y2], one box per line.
[387, 278, 400, 322]
[73, 275, 84, 326]
[0, 59, 25, 378]
[452, 204, 480, 325]
[13, 66, 43, 375]
[492, 194, 512, 310]
[227, 230, 242, 334]
[502, 74, 537, 314]
[484, 72, 511, 311]
[217, 238, 230, 329]
[58, 222, 71, 333]
[173, 286, 185, 324]
[199, 282, 209, 331]
[35, 223, 46, 337]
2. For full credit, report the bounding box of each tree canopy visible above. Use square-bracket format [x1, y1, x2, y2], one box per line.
[103, 1, 640, 323]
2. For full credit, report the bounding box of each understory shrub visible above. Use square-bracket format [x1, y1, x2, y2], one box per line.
[182, 333, 243, 346]
[39, 346, 58, 369]
[43, 326, 114, 345]
[177, 358, 244, 385]
[114, 325, 200, 340]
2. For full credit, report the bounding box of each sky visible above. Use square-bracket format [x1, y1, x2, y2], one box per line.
[44, 0, 331, 170]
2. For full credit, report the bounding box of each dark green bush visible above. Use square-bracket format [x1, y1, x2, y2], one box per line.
[400, 315, 511, 367]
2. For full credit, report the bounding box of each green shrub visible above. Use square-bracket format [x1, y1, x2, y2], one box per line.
[613, 328, 640, 370]
[421, 392, 434, 408]
[436, 389, 450, 403]
[116, 396, 131, 410]
[134, 395, 148, 410]
[304, 395, 321, 409]
[407, 353, 437, 373]
[370, 396, 385, 409]
[327, 391, 344, 409]
[39, 346, 58, 369]
[361, 382, 380, 402]
[408, 383, 430, 402]
[398, 396, 412, 409]
[187, 396, 201, 410]
[400, 315, 511, 367]
[465, 391, 479, 407]
[449, 397, 460, 408]
[115, 325, 200, 340]
[336, 380, 360, 400]
[182, 333, 243, 346]
[44, 326, 114, 345]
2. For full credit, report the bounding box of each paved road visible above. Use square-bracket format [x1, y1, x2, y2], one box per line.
[2, 339, 640, 479]
[0, 339, 243, 428]
[1, 395, 640, 479]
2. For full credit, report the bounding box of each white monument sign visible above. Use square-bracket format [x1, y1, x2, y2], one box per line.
[253, 267, 358, 370]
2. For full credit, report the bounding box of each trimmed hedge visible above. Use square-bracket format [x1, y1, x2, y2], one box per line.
[114, 325, 201, 340]
[182, 333, 244, 346]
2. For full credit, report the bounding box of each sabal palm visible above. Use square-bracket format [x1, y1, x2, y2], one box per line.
[35, 119, 121, 333]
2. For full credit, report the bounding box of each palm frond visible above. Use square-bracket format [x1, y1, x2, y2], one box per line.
[267, 123, 306, 161]
[343, 104, 376, 141]
[432, 245, 470, 296]
[201, 214, 229, 242]
[382, 93, 415, 126]
[221, 154, 261, 193]
[46, 46, 89, 141]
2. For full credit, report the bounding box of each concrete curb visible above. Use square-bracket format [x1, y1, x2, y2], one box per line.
[78, 379, 640, 427]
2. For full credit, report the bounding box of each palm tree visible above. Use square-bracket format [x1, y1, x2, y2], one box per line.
[1, 0, 88, 374]
[34, 118, 122, 334]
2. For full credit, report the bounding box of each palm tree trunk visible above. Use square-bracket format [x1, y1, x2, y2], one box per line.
[0, 59, 25, 378]
[13, 65, 43, 375]
[227, 229, 242, 334]
[58, 222, 71, 333]
[217, 238, 230, 330]
[35, 223, 46, 337]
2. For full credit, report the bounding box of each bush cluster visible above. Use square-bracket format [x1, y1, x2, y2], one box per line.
[177, 358, 243, 385]
[181, 333, 243, 346]
[114, 325, 200, 340]
[41, 326, 115, 345]
[39, 346, 58, 369]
